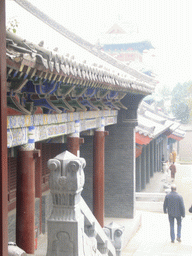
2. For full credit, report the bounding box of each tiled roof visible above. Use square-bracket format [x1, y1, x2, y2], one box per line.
[6, 1, 157, 115]
[7, 30, 155, 115]
[136, 101, 185, 142]
[169, 128, 186, 139]
[6, 30, 155, 94]
[13, 0, 157, 93]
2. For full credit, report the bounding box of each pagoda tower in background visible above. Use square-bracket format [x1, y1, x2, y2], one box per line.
[96, 21, 156, 78]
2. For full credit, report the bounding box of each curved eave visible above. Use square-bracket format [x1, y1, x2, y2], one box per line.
[135, 132, 152, 145]
[168, 134, 184, 141]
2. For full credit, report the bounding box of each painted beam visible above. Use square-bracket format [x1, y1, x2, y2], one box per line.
[7, 111, 117, 148]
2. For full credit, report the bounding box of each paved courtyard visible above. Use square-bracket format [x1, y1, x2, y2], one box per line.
[122, 163, 192, 255]
[122, 211, 192, 256]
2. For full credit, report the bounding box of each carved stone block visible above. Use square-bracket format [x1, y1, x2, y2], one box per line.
[46, 151, 86, 256]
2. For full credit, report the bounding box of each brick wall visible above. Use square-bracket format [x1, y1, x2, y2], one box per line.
[80, 122, 136, 219]
[8, 198, 40, 243]
[41, 143, 66, 192]
[105, 122, 135, 218]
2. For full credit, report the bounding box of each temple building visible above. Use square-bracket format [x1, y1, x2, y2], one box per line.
[97, 21, 156, 78]
[0, 1, 185, 255]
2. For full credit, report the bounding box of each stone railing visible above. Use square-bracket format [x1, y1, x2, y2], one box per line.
[81, 197, 116, 256]
[46, 150, 122, 256]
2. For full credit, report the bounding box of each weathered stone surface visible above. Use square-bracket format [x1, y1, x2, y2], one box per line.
[104, 222, 124, 256]
[46, 151, 86, 256]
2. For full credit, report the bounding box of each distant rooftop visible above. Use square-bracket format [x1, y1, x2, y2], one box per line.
[11, 0, 157, 88]
[98, 22, 154, 49]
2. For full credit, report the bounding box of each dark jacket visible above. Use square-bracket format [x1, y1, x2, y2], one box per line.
[163, 191, 185, 218]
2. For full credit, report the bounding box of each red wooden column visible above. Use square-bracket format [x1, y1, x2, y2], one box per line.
[93, 128, 109, 227]
[67, 120, 84, 156]
[16, 145, 40, 254]
[35, 143, 42, 234]
[67, 136, 84, 156]
[0, 1, 8, 255]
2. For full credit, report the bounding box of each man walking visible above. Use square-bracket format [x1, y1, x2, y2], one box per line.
[163, 184, 185, 243]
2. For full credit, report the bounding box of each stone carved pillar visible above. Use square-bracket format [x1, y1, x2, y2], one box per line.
[104, 222, 124, 256]
[46, 151, 86, 256]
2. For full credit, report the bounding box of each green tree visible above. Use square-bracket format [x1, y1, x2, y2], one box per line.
[144, 85, 172, 114]
[6, 17, 19, 34]
[171, 81, 192, 124]
[155, 85, 172, 114]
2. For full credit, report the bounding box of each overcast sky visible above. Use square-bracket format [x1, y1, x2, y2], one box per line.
[6, 0, 192, 89]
